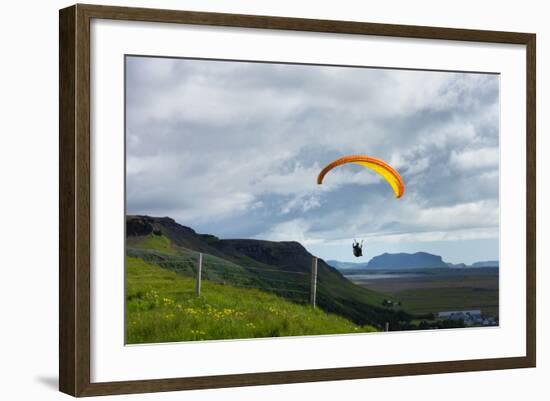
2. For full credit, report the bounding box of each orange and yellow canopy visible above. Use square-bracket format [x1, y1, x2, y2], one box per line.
[317, 155, 405, 198]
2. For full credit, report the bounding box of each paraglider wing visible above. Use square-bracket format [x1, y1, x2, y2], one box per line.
[317, 155, 405, 198]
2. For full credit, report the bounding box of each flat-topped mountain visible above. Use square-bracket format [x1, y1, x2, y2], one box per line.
[367, 252, 448, 269]
[326, 252, 499, 270]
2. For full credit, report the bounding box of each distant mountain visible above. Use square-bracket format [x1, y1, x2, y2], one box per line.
[367, 252, 449, 269]
[471, 260, 499, 268]
[447, 262, 467, 269]
[126, 215, 412, 328]
[328, 252, 499, 271]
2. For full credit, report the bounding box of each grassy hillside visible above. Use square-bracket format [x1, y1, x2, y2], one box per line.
[126, 216, 414, 329]
[127, 238, 309, 300]
[130, 232, 177, 255]
[126, 257, 377, 344]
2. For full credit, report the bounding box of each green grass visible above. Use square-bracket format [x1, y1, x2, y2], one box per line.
[350, 269, 499, 319]
[126, 257, 378, 344]
[394, 288, 499, 317]
[131, 234, 177, 255]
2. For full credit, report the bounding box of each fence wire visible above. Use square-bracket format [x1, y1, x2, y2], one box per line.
[128, 247, 315, 304]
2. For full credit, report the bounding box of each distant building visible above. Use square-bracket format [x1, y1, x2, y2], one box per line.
[438, 310, 497, 326]
[438, 310, 481, 321]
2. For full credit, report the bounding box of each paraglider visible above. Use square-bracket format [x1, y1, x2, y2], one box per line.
[317, 154, 405, 198]
[317, 154, 405, 257]
[352, 240, 364, 257]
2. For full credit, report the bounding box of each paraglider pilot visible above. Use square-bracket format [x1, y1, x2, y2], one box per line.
[352, 240, 364, 257]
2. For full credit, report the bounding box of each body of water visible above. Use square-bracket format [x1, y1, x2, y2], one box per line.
[345, 273, 424, 280]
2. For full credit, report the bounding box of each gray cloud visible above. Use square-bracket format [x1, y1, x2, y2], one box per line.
[126, 56, 499, 261]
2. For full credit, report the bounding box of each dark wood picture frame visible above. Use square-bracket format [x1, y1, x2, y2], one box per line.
[59, 3, 536, 397]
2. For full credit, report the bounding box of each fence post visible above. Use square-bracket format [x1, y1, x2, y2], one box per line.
[310, 256, 318, 308]
[385, 322, 389, 332]
[196, 253, 202, 297]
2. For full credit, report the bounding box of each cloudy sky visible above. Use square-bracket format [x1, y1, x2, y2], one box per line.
[126, 56, 499, 264]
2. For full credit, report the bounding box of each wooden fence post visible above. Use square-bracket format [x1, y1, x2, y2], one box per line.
[310, 256, 318, 308]
[196, 253, 202, 297]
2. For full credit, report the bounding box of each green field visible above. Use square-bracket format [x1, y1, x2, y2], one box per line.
[347, 268, 499, 318]
[126, 257, 377, 344]
[394, 288, 498, 317]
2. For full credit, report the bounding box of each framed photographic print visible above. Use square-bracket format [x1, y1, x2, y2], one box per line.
[59, 4, 536, 397]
